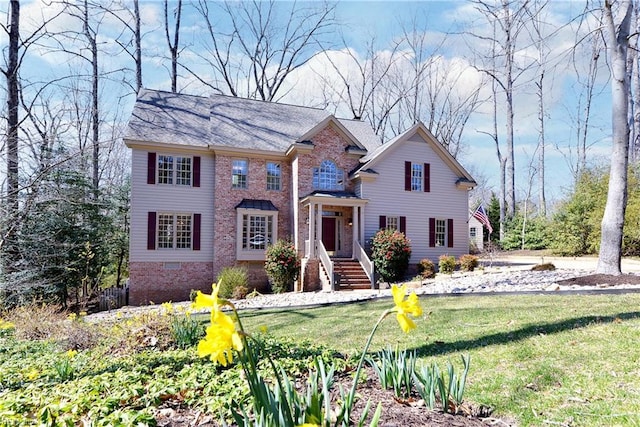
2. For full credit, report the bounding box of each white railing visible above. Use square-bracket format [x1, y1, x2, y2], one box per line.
[317, 240, 333, 291]
[354, 240, 375, 287]
[304, 239, 311, 257]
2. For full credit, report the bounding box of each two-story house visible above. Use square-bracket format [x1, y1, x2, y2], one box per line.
[124, 89, 476, 305]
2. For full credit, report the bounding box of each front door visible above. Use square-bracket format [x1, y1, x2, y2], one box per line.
[322, 217, 337, 253]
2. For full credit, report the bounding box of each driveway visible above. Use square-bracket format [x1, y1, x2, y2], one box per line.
[481, 253, 640, 273]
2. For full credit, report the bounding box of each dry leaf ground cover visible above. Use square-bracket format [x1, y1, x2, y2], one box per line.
[1, 293, 640, 426]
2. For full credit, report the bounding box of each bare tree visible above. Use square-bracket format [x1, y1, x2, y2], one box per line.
[192, 0, 336, 101]
[102, 0, 144, 93]
[597, 0, 633, 275]
[399, 20, 484, 158]
[0, 0, 20, 270]
[468, 0, 533, 218]
[164, 0, 182, 93]
[527, 0, 550, 216]
[313, 37, 404, 136]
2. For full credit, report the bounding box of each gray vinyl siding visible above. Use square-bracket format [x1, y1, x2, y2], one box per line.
[129, 147, 215, 262]
[360, 135, 470, 263]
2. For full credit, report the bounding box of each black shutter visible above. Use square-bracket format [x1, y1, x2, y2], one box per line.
[404, 161, 411, 191]
[147, 152, 156, 184]
[147, 212, 157, 250]
[424, 163, 430, 192]
[193, 156, 201, 187]
[447, 218, 454, 248]
[193, 213, 201, 250]
[429, 217, 435, 247]
[379, 215, 386, 230]
[400, 216, 406, 234]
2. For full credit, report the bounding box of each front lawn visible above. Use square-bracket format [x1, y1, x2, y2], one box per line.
[1, 293, 639, 426]
[240, 293, 640, 426]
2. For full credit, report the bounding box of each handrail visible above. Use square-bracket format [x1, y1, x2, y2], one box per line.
[317, 240, 333, 290]
[354, 240, 375, 287]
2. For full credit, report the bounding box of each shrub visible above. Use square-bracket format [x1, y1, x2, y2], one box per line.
[217, 266, 249, 299]
[265, 239, 300, 294]
[417, 259, 436, 279]
[438, 255, 456, 274]
[458, 254, 479, 272]
[531, 262, 556, 271]
[370, 229, 412, 282]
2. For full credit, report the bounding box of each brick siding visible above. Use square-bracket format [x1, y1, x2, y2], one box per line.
[129, 261, 214, 305]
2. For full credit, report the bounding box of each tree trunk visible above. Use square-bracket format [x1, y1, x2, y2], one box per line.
[597, 0, 633, 275]
[134, 0, 142, 92]
[3, 0, 20, 272]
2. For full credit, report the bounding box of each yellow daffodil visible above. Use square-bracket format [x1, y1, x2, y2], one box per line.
[192, 282, 221, 311]
[26, 369, 40, 380]
[161, 302, 174, 314]
[197, 311, 243, 366]
[297, 424, 320, 427]
[66, 350, 77, 358]
[0, 319, 14, 330]
[391, 284, 423, 333]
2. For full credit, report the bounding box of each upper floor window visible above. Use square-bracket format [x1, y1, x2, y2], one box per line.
[157, 155, 192, 186]
[313, 160, 344, 191]
[158, 155, 174, 184]
[411, 163, 423, 191]
[232, 159, 248, 189]
[404, 161, 430, 192]
[176, 157, 192, 186]
[148, 153, 200, 187]
[266, 162, 281, 190]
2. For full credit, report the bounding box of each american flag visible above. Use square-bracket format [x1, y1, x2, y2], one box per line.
[472, 205, 493, 234]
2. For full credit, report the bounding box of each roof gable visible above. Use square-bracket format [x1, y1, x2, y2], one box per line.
[355, 122, 476, 184]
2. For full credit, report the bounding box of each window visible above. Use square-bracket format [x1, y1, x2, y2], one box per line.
[379, 215, 406, 234]
[148, 153, 200, 187]
[147, 212, 201, 251]
[411, 163, 423, 191]
[386, 216, 399, 231]
[313, 160, 344, 191]
[266, 162, 281, 190]
[158, 214, 174, 248]
[236, 206, 279, 260]
[429, 217, 453, 248]
[435, 219, 446, 247]
[157, 213, 192, 249]
[404, 161, 430, 192]
[242, 214, 273, 250]
[176, 157, 192, 186]
[470, 227, 477, 238]
[157, 155, 193, 185]
[158, 155, 174, 185]
[232, 159, 248, 189]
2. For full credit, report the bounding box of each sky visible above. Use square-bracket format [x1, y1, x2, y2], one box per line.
[1, 0, 617, 209]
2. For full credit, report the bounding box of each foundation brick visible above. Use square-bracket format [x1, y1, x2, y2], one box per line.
[129, 261, 214, 305]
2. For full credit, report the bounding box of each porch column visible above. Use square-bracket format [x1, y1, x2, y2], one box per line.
[316, 202, 323, 254]
[360, 205, 365, 243]
[352, 205, 359, 254]
[308, 203, 315, 257]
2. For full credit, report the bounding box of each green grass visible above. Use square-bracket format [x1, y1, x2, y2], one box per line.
[2, 293, 640, 426]
[239, 293, 640, 426]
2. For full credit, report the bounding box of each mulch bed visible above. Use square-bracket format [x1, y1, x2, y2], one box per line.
[155, 367, 515, 427]
[557, 273, 640, 287]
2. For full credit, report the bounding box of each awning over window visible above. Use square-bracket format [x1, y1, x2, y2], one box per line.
[234, 199, 278, 211]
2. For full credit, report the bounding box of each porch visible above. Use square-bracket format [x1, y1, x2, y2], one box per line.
[298, 193, 375, 291]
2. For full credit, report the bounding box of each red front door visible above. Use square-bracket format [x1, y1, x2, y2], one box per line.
[322, 217, 337, 252]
